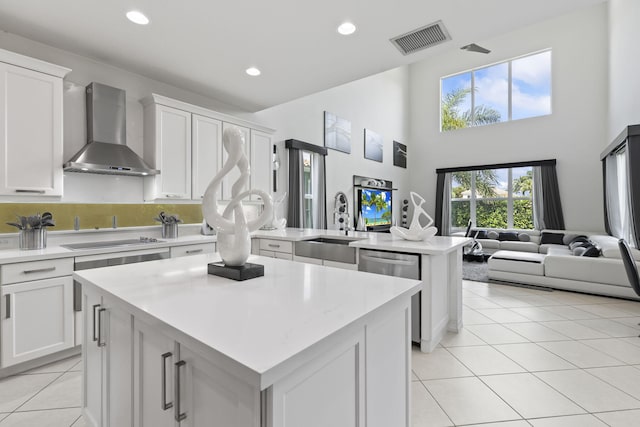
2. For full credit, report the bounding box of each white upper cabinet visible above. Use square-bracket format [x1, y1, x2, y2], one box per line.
[192, 115, 222, 200]
[250, 129, 273, 200]
[143, 94, 274, 202]
[143, 104, 192, 200]
[0, 50, 70, 197]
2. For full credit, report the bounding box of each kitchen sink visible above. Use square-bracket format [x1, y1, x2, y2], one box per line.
[61, 238, 163, 250]
[294, 237, 359, 264]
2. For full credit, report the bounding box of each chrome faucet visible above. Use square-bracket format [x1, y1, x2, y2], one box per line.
[333, 191, 351, 234]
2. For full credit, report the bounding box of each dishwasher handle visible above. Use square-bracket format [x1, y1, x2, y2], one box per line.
[359, 254, 418, 266]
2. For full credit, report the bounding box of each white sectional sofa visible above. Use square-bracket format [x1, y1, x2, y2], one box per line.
[486, 231, 640, 300]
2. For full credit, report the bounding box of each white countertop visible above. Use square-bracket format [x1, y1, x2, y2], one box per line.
[74, 254, 420, 385]
[252, 228, 371, 242]
[253, 228, 470, 255]
[0, 226, 469, 265]
[350, 234, 470, 255]
[0, 233, 217, 265]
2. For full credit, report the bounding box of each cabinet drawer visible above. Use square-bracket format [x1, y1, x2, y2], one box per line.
[274, 252, 293, 261]
[171, 243, 216, 258]
[1, 257, 73, 285]
[259, 239, 292, 254]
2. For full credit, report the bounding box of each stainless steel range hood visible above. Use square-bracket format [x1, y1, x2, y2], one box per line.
[64, 82, 159, 176]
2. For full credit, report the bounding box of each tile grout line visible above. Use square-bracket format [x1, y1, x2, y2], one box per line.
[414, 378, 456, 427]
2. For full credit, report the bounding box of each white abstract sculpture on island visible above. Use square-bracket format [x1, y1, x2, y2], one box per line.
[389, 192, 438, 241]
[270, 192, 287, 230]
[202, 126, 274, 266]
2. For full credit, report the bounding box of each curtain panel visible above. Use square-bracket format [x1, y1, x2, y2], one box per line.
[287, 148, 305, 228]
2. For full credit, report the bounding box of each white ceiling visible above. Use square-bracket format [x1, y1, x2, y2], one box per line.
[0, 0, 605, 112]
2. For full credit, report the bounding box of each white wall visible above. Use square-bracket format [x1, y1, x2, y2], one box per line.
[409, 3, 609, 232]
[0, 31, 245, 203]
[608, 0, 640, 140]
[251, 67, 411, 228]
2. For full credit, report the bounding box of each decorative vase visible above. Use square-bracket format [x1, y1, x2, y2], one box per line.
[202, 126, 274, 266]
[19, 228, 46, 250]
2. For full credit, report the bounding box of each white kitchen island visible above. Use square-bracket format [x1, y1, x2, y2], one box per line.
[74, 253, 420, 427]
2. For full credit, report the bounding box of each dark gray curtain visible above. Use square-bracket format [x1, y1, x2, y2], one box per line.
[435, 172, 445, 236]
[287, 148, 304, 228]
[539, 163, 565, 230]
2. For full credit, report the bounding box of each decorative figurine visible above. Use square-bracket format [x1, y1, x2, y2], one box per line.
[389, 192, 438, 241]
[202, 126, 273, 273]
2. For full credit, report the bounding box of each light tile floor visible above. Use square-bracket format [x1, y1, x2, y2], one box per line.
[3, 279, 640, 426]
[0, 355, 84, 426]
[412, 280, 640, 426]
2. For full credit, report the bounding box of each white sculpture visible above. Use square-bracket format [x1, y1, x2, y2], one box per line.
[202, 126, 274, 266]
[271, 192, 287, 230]
[389, 192, 438, 241]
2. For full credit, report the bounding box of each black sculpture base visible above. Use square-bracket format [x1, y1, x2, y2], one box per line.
[208, 262, 264, 281]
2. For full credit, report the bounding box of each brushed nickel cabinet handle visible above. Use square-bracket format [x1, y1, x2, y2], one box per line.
[185, 249, 203, 254]
[92, 304, 101, 342]
[161, 352, 174, 410]
[174, 360, 187, 422]
[97, 308, 106, 347]
[267, 244, 280, 248]
[23, 267, 56, 274]
[5, 294, 10, 319]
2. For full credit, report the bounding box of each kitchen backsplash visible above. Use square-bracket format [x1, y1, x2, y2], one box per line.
[0, 203, 204, 233]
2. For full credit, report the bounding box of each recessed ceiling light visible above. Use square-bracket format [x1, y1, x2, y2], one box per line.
[126, 11, 149, 25]
[337, 22, 356, 35]
[246, 67, 261, 77]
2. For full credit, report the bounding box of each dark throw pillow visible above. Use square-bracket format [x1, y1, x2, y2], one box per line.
[472, 229, 488, 239]
[540, 232, 565, 245]
[498, 232, 519, 241]
[580, 245, 602, 257]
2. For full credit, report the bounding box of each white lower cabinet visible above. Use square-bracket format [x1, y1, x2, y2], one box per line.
[82, 287, 133, 427]
[0, 276, 74, 367]
[133, 318, 259, 427]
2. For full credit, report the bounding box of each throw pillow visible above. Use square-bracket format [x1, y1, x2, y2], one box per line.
[540, 232, 565, 245]
[581, 245, 602, 257]
[563, 234, 578, 245]
[569, 240, 591, 251]
[487, 230, 499, 240]
[518, 233, 531, 242]
[498, 232, 519, 241]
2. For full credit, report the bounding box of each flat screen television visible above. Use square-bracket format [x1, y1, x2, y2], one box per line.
[358, 188, 392, 231]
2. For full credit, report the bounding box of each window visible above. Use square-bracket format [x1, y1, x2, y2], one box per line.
[441, 50, 551, 131]
[450, 167, 534, 231]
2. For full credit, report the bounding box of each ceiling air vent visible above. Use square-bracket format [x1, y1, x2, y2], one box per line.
[390, 20, 451, 56]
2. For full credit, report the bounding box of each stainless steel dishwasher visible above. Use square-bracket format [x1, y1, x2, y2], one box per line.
[72, 247, 171, 311]
[358, 249, 421, 343]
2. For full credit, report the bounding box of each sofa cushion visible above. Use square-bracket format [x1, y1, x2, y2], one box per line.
[540, 232, 565, 245]
[488, 250, 545, 276]
[544, 254, 632, 287]
[539, 244, 568, 254]
[478, 239, 500, 249]
[487, 230, 499, 240]
[499, 232, 519, 241]
[500, 241, 539, 253]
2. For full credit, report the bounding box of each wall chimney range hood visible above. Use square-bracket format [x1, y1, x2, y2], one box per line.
[63, 82, 159, 177]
